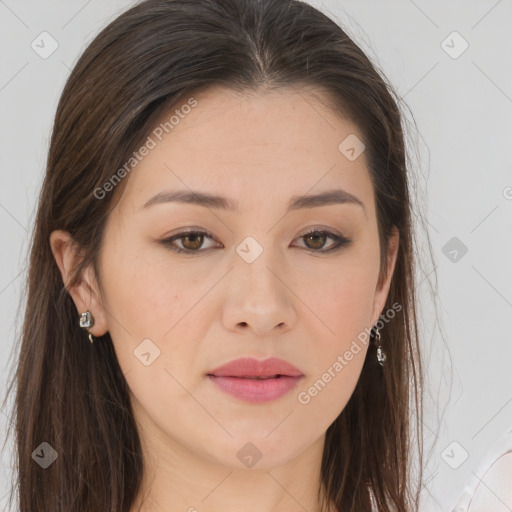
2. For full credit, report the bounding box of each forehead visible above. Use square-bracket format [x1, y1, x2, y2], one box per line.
[114, 85, 374, 216]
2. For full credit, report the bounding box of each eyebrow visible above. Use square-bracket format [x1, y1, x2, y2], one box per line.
[142, 188, 365, 214]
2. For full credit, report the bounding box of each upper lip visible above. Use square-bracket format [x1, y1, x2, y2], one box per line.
[207, 357, 304, 378]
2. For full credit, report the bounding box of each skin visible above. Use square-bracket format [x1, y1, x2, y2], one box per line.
[50, 85, 399, 512]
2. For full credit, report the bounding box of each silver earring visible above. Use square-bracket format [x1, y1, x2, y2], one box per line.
[374, 327, 386, 366]
[79, 311, 96, 344]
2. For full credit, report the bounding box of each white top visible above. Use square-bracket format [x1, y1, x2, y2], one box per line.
[451, 426, 512, 511]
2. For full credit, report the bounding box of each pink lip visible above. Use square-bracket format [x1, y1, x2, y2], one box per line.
[207, 357, 304, 404]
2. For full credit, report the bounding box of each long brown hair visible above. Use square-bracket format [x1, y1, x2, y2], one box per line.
[2, 0, 426, 510]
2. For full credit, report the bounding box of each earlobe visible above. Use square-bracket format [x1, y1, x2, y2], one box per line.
[49, 230, 108, 337]
[371, 227, 400, 325]
[50, 230, 78, 292]
[385, 227, 400, 286]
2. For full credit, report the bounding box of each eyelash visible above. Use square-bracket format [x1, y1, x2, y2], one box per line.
[159, 228, 352, 255]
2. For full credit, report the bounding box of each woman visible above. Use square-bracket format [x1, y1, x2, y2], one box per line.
[4, 0, 425, 510]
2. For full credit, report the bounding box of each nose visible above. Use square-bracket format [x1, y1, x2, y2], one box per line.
[222, 250, 298, 336]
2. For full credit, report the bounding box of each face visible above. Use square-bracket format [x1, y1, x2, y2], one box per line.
[53, 85, 398, 471]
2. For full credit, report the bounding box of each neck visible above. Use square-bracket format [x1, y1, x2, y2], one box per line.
[129, 397, 329, 512]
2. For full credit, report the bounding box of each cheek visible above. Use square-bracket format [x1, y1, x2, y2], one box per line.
[302, 257, 378, 346]
[98, 243, 205, 381]
[102, 244, 201, 336]
[293, 252, 378, 411]
[101, 256, 205, 424]
[293, 269, 374, 424]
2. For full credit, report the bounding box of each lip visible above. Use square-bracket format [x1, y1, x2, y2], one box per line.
[207, 357, 304, 404]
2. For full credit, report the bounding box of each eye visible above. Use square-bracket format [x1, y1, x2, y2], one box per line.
[159, 228, 352, 254]
[160, 229, 220, 254]
[292, 229, 352, 253]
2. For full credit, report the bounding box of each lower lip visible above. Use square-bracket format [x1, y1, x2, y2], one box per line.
[207, 375, 303, 403]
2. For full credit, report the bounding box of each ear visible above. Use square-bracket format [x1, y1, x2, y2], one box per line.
[49, 230, 109, 337]
[370, 226, 399, 326]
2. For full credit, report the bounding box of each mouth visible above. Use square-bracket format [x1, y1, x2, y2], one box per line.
[207, 374, 304, 403]
[207, 356, 304, 378]
[211, 374, 282, 380]
[206, 357, 304, 403]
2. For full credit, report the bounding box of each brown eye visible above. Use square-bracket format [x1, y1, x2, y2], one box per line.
[295, 229, 351, 253]
[303, 231, 328, 250]
[160, 230, 219, 254]
[180, 233, 204, 251]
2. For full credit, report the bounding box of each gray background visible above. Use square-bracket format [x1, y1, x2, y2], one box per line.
[1, 1, 511, 510]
